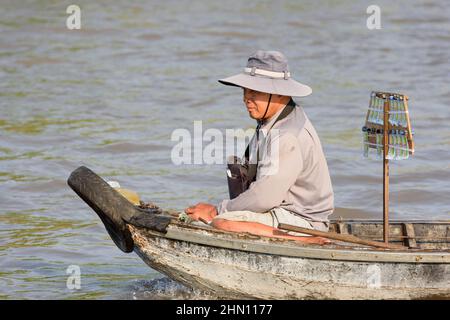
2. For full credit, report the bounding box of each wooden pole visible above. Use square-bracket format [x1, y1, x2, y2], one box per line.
[383, 95, 390, 244]
[278, 223, 406, 250]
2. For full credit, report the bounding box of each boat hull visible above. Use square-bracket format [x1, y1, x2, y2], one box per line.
[67, 166, 450, 300]
[131, 224, 450, 300]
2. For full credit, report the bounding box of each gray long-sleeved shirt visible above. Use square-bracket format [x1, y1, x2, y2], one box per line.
[217, 103, 334, 224]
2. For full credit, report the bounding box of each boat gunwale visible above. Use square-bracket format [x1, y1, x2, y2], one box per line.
[129, 221, 450, 264]
[330, 219, 450, 224]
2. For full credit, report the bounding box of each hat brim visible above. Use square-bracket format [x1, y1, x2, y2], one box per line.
[218, 73, 312, 97]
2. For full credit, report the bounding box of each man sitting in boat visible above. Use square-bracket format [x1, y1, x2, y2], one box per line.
[185, 50, 334, 245]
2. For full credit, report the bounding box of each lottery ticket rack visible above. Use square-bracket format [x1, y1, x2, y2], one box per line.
[362, 91, 415, 244]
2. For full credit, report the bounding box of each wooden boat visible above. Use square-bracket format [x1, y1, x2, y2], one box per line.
[68, 166, 450, 300]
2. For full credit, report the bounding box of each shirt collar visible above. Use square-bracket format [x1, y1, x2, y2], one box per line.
[259, 99, 295, 137]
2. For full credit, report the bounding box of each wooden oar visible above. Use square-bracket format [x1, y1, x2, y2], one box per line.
[278, 223, 407, 250]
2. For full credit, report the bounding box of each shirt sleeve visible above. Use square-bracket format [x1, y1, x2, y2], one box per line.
[218, 132, 303, 214]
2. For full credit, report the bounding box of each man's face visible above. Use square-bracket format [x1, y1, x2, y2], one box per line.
[243, 88, 271, 119]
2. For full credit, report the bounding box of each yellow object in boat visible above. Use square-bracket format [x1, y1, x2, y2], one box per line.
[107, 181, 140, 205]
[115, 188, 140, 206]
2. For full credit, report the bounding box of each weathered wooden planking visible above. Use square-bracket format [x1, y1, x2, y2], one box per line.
[278, 223, 407, 250]
[137, 223, 450, 264]
[130, 224, 450, 300]
[329, 221, 449, 250]
[403, 223, 418, 248]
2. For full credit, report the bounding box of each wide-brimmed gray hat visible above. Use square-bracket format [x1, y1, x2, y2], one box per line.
[219, 50, 312, 97]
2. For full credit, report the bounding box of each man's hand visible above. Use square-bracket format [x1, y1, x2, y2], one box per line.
[184, 202, 218, 224]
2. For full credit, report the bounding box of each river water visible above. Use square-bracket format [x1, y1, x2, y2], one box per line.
[0, 0, 449, 299]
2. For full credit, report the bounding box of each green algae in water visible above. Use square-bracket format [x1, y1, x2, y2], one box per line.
[0, 117, 99, 135]
[0, 211, 96, 250]
[0, 151, 46, 162]
[321, 128, 361, 148]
